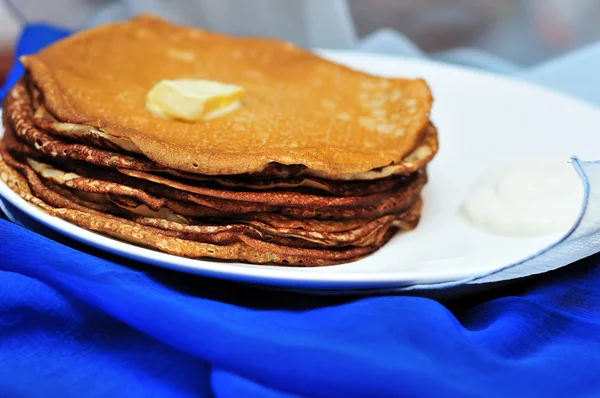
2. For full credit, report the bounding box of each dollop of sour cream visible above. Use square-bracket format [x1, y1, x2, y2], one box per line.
[459, 159, 584, 236]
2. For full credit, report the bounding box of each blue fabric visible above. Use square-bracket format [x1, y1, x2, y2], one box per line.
[0, 25, 70, 100]
[3, 25, 600, 398]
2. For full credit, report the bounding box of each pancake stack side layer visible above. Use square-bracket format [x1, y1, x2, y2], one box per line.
[0, 15, 439, 266]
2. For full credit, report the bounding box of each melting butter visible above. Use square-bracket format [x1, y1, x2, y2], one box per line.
[146, 79, 243, 122]
[459, 159, 584, 236]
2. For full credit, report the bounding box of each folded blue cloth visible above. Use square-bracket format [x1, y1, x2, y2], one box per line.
[3, 25, 600, 398]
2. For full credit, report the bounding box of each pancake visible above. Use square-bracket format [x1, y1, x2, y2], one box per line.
[116, 168, 411, 207]
[123, 205, 418, 249]
[21, 14, 434, 179]
[6, 146, 422, 244]
[9, 79, 438, 199]
[0, 147, 415, 258]
[50, 185, 417, 249]
[5, 136, 425, 222]
[4, 93, 427, 221]
[33, 104, 142, 154]
[32, 102, 425, 195]
[4, 82, 161, 171]
[0, 15, 439, 267]
[106, 186, 424, 222]
[14, 145, 425, 221]
[24, 79, 437, 186]
[14, 132, 419, 209]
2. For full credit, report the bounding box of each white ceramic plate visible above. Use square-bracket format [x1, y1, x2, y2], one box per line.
[2, 50, 600, 292]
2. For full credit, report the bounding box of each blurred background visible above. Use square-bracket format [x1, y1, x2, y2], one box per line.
[1, 0, 600, 84]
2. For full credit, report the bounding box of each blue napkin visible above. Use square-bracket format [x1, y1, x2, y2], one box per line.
[3, 25, 600, 398]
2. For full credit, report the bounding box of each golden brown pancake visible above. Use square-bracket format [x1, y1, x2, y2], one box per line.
[0, 147, 416, 262]
[3, 83, 161, 171]
[3, 87, 427, 222]
[8, 135, 425, 221]
[21, 14, 433, 179]
[0, 176, 378, 266]
[31, 101, 429, 195]
[0, 15, 439, 267]
[22, 78, 438, 184]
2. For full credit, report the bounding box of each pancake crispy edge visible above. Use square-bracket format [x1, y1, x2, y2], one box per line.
[23, 154, 419, 247]
[0, 147, 393, 266]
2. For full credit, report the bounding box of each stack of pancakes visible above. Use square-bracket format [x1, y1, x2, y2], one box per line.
[0, 15, 438, 266]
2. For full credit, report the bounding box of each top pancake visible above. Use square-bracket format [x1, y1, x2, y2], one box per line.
[21, 14, 434, 179]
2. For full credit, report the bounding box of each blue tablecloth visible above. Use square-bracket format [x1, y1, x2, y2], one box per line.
[2, 25, 600, 398]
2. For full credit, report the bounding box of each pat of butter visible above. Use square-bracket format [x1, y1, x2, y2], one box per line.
[145, 79, 244, 122]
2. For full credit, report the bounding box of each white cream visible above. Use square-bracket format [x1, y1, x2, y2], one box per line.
[459, 159, 584, 236]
